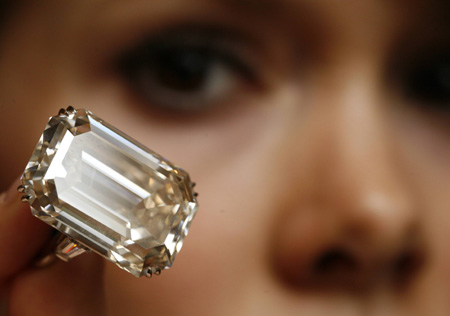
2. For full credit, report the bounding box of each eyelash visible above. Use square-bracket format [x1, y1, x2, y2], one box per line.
[118, 28, 258, 114]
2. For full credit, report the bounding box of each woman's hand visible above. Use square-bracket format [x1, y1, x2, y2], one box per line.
[0, 178, 106, 316]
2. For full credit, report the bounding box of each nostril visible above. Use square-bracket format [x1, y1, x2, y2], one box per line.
[392, 248, 424, 287]
[307, 247, 364, 289]
[313, 248, 358, 275]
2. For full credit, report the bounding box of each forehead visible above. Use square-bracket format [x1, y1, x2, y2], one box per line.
[12, 0, 447, 33]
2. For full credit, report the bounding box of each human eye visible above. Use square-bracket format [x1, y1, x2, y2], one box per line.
[117, 27, 261, 115]
[399, 48, 450, 114]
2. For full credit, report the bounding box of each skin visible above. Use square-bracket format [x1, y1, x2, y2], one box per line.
[0, 0, 449, 315]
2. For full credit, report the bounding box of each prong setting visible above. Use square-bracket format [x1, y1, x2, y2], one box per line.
[57, 106, 77, 116]
[66, 105, 76, 114]
[144, 267, 162, 278]
[17, 184, 25, 193]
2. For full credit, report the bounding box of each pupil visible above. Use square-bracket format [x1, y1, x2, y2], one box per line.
[153, 47, 212, 91]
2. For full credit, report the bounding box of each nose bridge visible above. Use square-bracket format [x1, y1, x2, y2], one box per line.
[329, 66, 418, 249]
[312, 61, 413, 239]
[298, 63, 403, 204]
[346, 66, 415, 229]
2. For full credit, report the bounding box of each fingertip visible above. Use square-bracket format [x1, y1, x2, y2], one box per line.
[9, 254, 106, 316]
[0, 197, 53, 278]
[0, 177, 23, 207]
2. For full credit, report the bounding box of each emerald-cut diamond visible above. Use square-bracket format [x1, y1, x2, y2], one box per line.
[21, 108, 198, 277]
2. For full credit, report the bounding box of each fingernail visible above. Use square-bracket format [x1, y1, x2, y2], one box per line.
[0, 177, 23, 205]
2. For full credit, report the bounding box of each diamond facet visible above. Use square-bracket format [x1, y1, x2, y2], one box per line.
[21, 108, 198, 277]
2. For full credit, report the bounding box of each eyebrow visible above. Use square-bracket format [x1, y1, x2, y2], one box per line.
[220, 0, 290, 15]
[222, 0, 448, 16]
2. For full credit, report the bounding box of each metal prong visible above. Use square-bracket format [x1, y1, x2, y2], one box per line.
[58, 108, 67, 116]
[21, 195, 30, 203]
[191, 182, 196, 188]
[66, 106, 76, 114]
[194, 192, 199, 197]
[144, 267, 161, 278]
[17, 185, 25, 193]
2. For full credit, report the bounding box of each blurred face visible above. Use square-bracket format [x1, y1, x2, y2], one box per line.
[0, 0, 449, 315]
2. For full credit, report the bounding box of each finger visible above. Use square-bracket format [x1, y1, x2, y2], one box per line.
[8, 253, 105, 316]
[0, 177, 52, 279]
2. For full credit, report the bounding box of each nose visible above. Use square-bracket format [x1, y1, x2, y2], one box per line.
[270, 68, 425, 291]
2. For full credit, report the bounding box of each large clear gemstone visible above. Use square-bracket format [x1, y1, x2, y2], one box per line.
[21, 108, 198, 277]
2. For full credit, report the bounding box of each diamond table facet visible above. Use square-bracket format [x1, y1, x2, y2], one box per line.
[21, 108, 198, 277]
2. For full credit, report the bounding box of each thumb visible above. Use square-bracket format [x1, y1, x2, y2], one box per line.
[0, 177, 52, 279]
[8, 252, 106, 316]
[0, 178, 107, 316]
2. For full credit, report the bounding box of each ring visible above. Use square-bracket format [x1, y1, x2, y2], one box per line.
[18, 107, 198, 278]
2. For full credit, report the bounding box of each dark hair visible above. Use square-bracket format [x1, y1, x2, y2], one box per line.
[0, 0, 15, 48]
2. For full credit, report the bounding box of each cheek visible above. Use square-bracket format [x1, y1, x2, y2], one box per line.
[393, 110, 450, 298]
[394, 114, 450, 229]
[0, 61, 66, 190]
